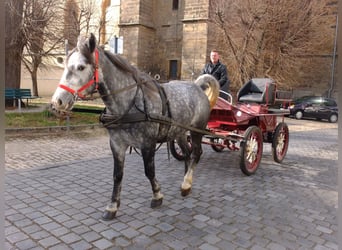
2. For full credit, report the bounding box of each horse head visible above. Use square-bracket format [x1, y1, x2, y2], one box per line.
[51, 33, 99, 113]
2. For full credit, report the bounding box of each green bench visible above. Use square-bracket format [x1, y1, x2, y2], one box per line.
[5, 88, 39, 110]
[5, 88, 17, 107]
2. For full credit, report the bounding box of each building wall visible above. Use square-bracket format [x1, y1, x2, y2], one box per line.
[21, 65, 64, 97]
[181, 21, 208, 81]
[153, 1, 184, 80]
[119, 0, 154, 67]
[118, 0, 214, 81]
[105, 0, 121, 40]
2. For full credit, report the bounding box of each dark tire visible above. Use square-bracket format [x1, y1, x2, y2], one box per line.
[329, 113, 338, 123]
[210, 138, 224, 152]
[295, 110, 303, 120]
[240, 126, 263, 176]
[272, 122, 289, 163]
[169, 140, 185, 161]
[169, 136, 192, 161]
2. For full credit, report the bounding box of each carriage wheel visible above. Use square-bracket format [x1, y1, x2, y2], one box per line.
[240, 126, 263, 176]
[272, 122, 289, 163]
[169, 140, 184, 161]
[210, 138, 225, 152]
[169, 136, 192, 161]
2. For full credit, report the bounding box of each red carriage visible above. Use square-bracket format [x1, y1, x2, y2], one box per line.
[171, 78, 290, 175]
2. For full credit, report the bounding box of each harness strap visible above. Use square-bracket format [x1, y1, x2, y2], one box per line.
[153, 82, 168, 116]
[152, 81, 172, 139]
[100, 112, 147, 125]
[99, 111, 240, 140]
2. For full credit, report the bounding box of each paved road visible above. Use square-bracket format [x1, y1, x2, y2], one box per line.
[5, 118, 338, 250]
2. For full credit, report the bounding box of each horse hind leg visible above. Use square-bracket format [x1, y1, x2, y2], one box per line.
[181, 133, 203, 197]
[142, 146, 164, 208]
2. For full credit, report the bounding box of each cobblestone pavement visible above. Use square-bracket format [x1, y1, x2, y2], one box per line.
[5, 118, 338, 250]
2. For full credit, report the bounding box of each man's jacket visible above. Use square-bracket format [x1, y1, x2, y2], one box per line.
[201, 61, 230, 92]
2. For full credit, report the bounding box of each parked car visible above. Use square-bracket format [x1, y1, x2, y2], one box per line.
[288, 96, 338, 123]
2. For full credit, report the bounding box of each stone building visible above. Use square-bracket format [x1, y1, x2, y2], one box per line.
[20, 0, 337, 97]
[118, 0, 215, 82]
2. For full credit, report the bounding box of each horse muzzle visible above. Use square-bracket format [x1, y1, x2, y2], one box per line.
[50, 91, 75, 116]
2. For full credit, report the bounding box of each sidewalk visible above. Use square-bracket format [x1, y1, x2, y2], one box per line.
[5, 119, 338, 249]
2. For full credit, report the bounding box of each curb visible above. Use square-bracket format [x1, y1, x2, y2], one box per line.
[5, 123, 105, 136]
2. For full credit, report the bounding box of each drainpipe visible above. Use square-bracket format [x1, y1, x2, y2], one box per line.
[328, 15, 338, 98]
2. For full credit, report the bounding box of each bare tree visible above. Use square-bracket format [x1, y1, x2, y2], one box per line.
[6, 0, 104, 99]
[22, 0, 65, 96]
[6, 0, 65, 97]
[209, 0, 334, 91]
[64, 0, 99, 50]
[23, 0, 100, 97]
[64, 0, 80, 49]
[99, 0, 111, 45]
[5, 0, 25, 90]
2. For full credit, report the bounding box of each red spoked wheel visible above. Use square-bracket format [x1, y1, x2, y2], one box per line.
[240, 126, 263, 176]
[272, 122, 289, 163]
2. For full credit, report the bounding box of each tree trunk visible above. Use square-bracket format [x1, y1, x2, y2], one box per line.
[31, 67, 39, 97]
[5, 0, 25, 89]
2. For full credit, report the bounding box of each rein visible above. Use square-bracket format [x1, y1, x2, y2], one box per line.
[100, 109, 242, 141]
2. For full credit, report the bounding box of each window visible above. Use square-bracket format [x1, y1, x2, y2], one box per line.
[324, 98, 337, 107]
[172, 0, 179, 10]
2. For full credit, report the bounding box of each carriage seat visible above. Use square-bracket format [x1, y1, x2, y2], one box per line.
[237, 78, 276, 105]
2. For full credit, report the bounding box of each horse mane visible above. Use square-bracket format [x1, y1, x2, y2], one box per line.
[102, 49, 155, 85]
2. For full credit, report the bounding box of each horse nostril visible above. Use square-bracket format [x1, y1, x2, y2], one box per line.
[57, 99, 62, 106]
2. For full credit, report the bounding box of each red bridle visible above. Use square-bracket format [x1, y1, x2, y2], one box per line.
[58, 49, 99, 100]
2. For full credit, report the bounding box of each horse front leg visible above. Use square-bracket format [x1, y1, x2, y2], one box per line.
[181, 133, 202, 196]
[141, 145, 164, 208]
[102, 142, 127, 221]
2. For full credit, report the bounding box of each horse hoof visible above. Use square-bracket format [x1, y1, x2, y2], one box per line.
[151, 198, 163, 208]
[102, 210, 117, 221]
[181, 188, 191, 197]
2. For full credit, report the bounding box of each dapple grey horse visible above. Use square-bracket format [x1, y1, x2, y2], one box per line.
[51, 33, 219, 220]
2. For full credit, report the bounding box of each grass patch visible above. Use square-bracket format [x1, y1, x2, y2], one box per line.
[5, 108, 101, 128]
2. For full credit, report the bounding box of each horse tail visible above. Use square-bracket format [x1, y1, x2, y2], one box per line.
[195, 74, 220, 110]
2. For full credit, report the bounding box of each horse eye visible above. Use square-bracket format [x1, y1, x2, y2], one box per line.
[77, 65, 85, 71]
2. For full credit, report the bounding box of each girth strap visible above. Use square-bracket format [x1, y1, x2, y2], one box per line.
[154, 82, 169, 117]
[100, 112, 147, 126]
[153, 82, 171, 139]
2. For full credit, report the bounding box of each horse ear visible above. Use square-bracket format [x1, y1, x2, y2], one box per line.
[88, 33, 96, 53]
